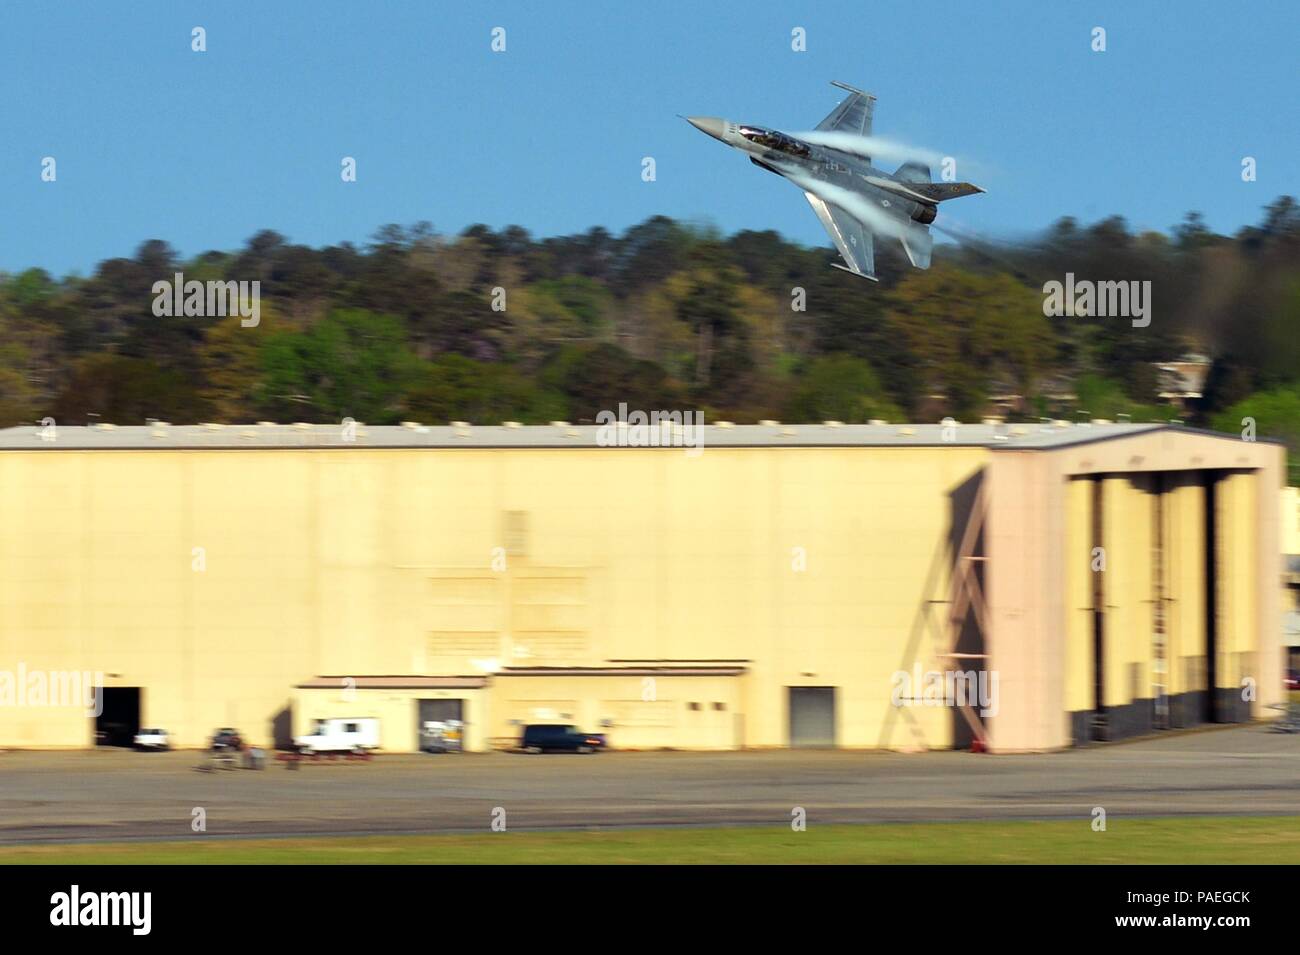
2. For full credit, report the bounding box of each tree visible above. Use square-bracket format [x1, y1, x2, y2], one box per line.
[404, 353, 565, 424]
[784, 355, 904, 423]
[52, 354, 209, 424]
[884, 267, 1056, 419]
[540, 343, 680, 423]
[257, 309, 419, 423]
[198, 312, 271, 421]
[1212, 386, 1300, 484]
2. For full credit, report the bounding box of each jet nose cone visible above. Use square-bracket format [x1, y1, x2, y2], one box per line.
[685, 116, 726, 141]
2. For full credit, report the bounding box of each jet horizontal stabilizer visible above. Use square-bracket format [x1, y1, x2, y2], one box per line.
[864, 175, 986, 205]
[900, 229, 933, 270]
[903, 181, 986, 202]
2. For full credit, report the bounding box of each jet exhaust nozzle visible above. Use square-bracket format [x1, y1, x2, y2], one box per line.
[912, 204, 937, 225]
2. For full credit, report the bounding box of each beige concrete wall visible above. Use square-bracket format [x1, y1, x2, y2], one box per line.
[1063, 477, 1093, 715]
[0, 428, 1279, 753]
[0, 445, 985, 751]
[1165, 474, 1207, 698]
[985, 449, 1069, 751]
[489, 675, 743, 750]
[1283, 487, 1300, 556]
[1101, 475, 1155, 711]
[1219, 472, 1259, 695]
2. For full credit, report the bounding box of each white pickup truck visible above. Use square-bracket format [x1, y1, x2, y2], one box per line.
[293, 718, 380, 755]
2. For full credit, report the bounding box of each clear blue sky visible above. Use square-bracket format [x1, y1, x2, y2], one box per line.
[3, 0, 1296, 276]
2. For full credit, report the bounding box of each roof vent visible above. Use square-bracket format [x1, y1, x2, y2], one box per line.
[293, 422, 313, 431]
[868, 418, 887, 426]
[897, 427, 915, 436]
[201, 422, 224, 431]
[550, 420, 569, 428]
[758, 419, 780, 427]
[1090, 418, 1112, 425]
[400, 421, 422, 430]
[93, 422, 116, 431]
[714, 421, 734, 429]
[822, 420, 843, 428]
[450, 421, 470, 429]
[502, 421, 522, 428]
[982, 417, 1003, 425]
[257, 421, 277, 428]
[240, 429, 258, 439]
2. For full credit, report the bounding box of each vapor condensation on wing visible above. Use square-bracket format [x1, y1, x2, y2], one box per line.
[775, 164, 924, 244]
[792, 131, 947, 168]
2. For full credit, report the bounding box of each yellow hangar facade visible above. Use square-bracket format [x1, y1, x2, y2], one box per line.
[0, 420, 1283, 753]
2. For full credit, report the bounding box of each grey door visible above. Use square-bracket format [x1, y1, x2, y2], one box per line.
[788, 687, 836, 748]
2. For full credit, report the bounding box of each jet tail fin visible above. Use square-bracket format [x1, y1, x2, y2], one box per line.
[894, 161, 931, 183]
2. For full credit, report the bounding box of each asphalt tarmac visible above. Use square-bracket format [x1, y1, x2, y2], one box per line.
[1, 724, 1297, 843]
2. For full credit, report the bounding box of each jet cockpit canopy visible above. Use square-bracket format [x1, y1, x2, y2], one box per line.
[738, 126, 811, 158]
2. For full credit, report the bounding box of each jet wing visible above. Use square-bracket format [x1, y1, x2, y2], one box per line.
[815, 81, 876, 137]
[804, 192, 877, 281]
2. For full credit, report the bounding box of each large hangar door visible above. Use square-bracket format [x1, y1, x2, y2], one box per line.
[788, 687, 836, 748]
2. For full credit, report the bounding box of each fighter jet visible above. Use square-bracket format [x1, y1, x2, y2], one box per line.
[685, 82, 984, 281]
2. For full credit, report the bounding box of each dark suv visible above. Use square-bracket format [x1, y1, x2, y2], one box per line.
[520, 724, 606, 754]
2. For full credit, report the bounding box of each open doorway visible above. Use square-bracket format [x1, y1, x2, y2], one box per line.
[94, 687, 141, 747]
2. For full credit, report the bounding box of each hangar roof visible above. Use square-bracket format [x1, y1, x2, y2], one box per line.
[0, 420, 1268, 451]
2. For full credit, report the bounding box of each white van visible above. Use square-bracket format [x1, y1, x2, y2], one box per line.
[294, 718, 380, 754]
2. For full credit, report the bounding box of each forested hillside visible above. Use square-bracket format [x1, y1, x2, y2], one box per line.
[2, 198, 1297, 472]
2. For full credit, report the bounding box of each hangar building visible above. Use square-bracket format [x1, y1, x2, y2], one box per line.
[0, 420, 1283, 753]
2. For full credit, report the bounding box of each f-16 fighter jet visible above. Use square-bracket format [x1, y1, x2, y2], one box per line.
[685, 82, 984, 281]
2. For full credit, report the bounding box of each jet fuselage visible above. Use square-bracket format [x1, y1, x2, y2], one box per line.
[686, 118, 935, 228]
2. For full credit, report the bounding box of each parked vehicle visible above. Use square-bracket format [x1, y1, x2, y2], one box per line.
[294, 718, 380, 755]
[133, 728, 170, 751]
[210, 727, 243, 751]
[421, 719, 464, 754]
[520, 724, 606, 754]
[1286, 669, 1299, 691]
